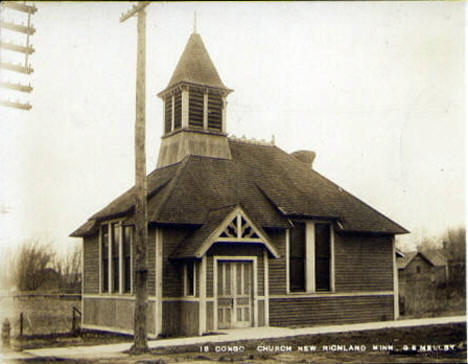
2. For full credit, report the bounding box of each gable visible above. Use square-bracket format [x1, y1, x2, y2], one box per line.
[398, 251, 440, 270]
[172, 205, 280, 259]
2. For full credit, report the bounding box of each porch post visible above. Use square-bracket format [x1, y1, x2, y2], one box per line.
[253, 258, 258, 327]
[392, 237, 399, 320]
[213, 258, 218, 330]
[199, 255, 207, 335]
[263, 250, 269, 326]
[155, 228, 163, 335]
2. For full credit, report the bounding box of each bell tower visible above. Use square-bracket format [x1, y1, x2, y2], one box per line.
[156, 30, 233, 168]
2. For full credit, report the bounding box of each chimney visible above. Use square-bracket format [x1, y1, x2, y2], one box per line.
[291, 150, 316, 168]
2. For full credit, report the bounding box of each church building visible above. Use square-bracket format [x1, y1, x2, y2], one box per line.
[71, 29, 408, 337]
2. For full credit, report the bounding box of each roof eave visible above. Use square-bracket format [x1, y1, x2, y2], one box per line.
[157, 81, 233, 99]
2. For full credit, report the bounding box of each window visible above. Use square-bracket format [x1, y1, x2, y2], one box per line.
[288, 221, 333, 293]
[289, 222, 306, 292]
[123, 225, 132, 293]
[100, 221, 133, 294]
[111, 223, 120, 293]
[416, 266, 421, 274]
[315, 223, 331, 291]
[101, 225, 109, 292]
[185, 261, 196, 296]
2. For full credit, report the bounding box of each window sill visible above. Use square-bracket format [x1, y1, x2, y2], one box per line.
[288, 291, 334, 295]
[97, 293, 134, 297]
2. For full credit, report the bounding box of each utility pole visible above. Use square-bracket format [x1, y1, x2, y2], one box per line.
[120, 1, 150, 352]
[0, 1, 37, 110]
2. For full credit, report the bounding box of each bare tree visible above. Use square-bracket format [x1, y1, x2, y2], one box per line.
[55, 245, 82, 293]
[442, 226, 465, 290]
[443, 226, 466, 262]
[13, 240, 56, 291]
[416, 235, 440, 251]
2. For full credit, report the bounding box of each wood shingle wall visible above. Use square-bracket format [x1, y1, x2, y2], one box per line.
[334, 233, 394, 292]
[83, 234, 99, 294]
[267, 229, 288, 295]
[269, 295, 394, 326]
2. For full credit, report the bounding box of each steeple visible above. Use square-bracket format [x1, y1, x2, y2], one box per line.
[156, 31, 233, 168]
[163, 32, 229, 92]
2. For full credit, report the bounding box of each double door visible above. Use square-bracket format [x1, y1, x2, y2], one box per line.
[217, 261, 252, 329]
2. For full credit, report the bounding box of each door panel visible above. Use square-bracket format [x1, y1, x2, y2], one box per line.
[217, 261, 252, 329]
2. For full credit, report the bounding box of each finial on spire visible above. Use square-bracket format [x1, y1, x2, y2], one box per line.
[193, 10, 197, 33]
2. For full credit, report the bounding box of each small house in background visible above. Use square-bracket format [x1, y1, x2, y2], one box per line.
[397, 250, 448, 314]
[72, 29, 408, 337]
[398, 250, 448, 286]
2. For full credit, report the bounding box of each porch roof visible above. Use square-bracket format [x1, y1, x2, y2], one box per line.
[172, 205, 280, 259]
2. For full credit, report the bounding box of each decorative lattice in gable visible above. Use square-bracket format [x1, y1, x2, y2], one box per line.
[219, 214, 260, 240]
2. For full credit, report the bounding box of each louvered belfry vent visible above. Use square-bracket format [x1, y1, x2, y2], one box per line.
[189, 87, 204, 128]
[164, 96, 172, 133]
[174, 90, 182, 130]
[208, 92, 223, 131]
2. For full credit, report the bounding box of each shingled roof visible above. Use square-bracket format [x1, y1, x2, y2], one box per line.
[160, 32, 229, 94]
[397, 250, 447, 270]
[71, 139, 408, 237]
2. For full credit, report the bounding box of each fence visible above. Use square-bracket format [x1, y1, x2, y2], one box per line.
[0, 293, 81, 336]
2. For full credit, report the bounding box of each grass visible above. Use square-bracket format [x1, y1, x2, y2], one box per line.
[13, 330, 132, 351]
[8, 323, 466, 363]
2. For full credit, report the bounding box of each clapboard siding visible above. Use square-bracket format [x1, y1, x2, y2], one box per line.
[147, 229, 156, 296]
[258, 254, 264, 296]
[207, 255, 214, 298]
[181, 301, 199, 336]
[267, 229, 287, 295]
[162, 227, 194, 297]
[206, 301, 214, 331]
[258, 300, 265, 327]
[83, 297, 156, 335]
[269, 295, 393, 326]
[334, 233, 393, 292]
[83, 234, 99, 294]
[162, 301, 181, 336]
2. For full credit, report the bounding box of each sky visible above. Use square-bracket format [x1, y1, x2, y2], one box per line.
[0, 1, 465, 257]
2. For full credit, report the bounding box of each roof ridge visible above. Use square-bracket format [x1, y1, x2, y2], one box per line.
[228, 135, 275, 147]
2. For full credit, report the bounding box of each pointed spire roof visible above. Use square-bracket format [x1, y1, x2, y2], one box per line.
[163, 32, 229, 92]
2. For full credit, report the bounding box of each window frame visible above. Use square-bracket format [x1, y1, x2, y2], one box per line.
[287, 220, 335, 294]
[184, 260, 197, 297]
[99, 219, 133, 295]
